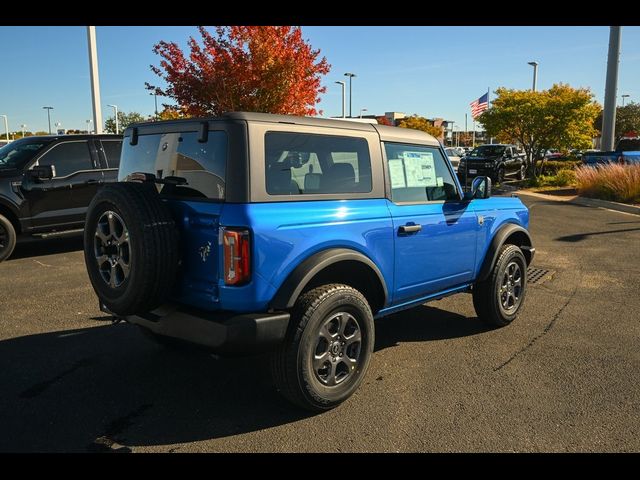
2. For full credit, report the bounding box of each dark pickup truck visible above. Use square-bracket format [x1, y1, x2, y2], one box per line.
[583, 138, 640, 166]
[458, 144, 526, 184]
[0, 134, 122, 261]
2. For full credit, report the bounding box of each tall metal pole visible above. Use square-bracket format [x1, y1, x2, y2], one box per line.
[465, 113, 468, 138]
[528, 61, 539, 91]
[21, 124, 26, 138]
[602, 26, 621, 151]
[0, 115, 8, 142]
[344, 73, 356, 118]
[42, 106, 53, 134]
[107, 104, 119, 134]
[87, 26, 103, 134]
[622, 94, 630, 106]
[472, 120, 476, 148]
[154, 93, 158, 119]
[335, 81, 346, 118]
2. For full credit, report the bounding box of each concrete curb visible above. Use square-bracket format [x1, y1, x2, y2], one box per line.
[516, 189, 640, 215]
[570, 195, 640, 215]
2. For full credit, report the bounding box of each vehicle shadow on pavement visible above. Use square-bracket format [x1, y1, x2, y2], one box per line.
[375, 305, 492, 352]
[0, 305, 489, 452]
[8, 233, 84, 261]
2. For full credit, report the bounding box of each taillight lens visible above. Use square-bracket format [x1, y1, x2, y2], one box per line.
[223, 228, 251, 285]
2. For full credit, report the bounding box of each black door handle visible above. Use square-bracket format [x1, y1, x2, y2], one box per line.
[85, 179, 99, 185]
[399, 224, 422, 234]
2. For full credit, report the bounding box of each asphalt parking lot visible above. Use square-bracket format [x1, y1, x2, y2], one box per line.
[0, 192, 639, 452]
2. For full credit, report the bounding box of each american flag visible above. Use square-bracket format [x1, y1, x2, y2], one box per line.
[470, 92, 489, 119]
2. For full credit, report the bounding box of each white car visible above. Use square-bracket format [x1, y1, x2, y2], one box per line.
[444, 147, 461, 172]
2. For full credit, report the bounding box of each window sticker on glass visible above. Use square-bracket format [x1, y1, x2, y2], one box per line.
[436, 176, 444, 187]
[402, 152, 436, 187]
[388, 159, 406, 188]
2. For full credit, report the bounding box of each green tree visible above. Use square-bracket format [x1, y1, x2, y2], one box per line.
[594, 102, 640, 142]
[105, 111, 146, 134]
[478, 84, 600, 177]
[398, 115, 443, 138]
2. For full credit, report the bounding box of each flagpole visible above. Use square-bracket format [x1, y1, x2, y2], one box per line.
[487, 86, 493, 144]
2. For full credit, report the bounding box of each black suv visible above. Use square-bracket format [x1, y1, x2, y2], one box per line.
[0, 134, 122, 261]
[458, 144, 526, 184]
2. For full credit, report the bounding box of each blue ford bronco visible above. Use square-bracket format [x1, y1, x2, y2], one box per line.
[84, 112, 534, 411]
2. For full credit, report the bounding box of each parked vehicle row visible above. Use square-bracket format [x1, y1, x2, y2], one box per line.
[458, 144, 527, 184]
[582, 137, 640, 166]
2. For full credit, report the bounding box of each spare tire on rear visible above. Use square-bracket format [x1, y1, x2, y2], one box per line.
[84, 182, 179, 316]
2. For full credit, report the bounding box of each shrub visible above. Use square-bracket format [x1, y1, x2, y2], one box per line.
[535, 159, 582, 176]
[551, 169, 577, 186]
[575, 164, 640, 204]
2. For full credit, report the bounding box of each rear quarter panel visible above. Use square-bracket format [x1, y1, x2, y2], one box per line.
[220, 199, 394, 312]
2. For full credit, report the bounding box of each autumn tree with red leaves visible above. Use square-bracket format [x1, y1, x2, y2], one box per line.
[147, 26, 331, 117]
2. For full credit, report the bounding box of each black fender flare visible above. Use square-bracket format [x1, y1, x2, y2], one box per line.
[477, 223, 534, 282]
[0, 197, 21, 231]
[270, 248, 388, 310]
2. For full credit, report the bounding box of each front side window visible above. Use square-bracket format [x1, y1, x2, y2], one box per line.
[37, 141, 93, 177]
[384, 143, 459, 203]
[119, 130, 227, 200]
[265, 132, 372, 195]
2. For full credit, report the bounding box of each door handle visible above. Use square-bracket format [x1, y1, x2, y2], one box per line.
[399, 224, 422, 234]
[85, 179, 99, 185]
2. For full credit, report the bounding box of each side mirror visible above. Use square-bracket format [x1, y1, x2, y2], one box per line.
[30, 164, 56, 180]
[464, 176, 492, 200]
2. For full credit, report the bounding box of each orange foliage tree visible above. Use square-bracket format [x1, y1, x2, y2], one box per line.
[147, 26, 331, 117]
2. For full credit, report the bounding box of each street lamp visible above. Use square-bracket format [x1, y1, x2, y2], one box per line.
[107, 104, 119, 134]
[42, 106, 54, 134]
[335, 81, 346, 118]
[86, 119, 93, 134]
[150, 92, 158, 120]
[527, 61, 539, 92]
[54, 122, 63, 134]
[21, 124, 26, 138]
[344, 72, 356, 118]
[622, 94, 630, 106]
[359, 108, 368, 119]
[0, 115, 8, 142]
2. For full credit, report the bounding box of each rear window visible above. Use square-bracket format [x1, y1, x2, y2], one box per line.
[617, 139, 640, 151]
[265, 132, 372, 195]
[119, 130, 227, 200]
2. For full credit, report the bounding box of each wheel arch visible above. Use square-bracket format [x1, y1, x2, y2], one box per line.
[0, 199, 21, 234]
[270, 248, 388, 314]
[477, 223, 534, 282]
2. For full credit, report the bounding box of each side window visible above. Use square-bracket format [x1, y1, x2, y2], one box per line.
[101, 140, 123, 168]
[265, 132, 372, 195]
[384, 143, 459, 203]
[37, 141, 93, 177]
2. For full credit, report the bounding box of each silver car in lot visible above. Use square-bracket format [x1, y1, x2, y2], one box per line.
[444, 147, 461, 172]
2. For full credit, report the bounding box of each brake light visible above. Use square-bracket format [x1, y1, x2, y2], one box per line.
[223, 228, 251, 285]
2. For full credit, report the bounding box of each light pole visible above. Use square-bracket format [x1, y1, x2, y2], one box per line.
[359, 108, 368, 119]
[0, 115, 8, 142]
[42, 106, 54, 134]
[55, 122, 62, 134]
[528, 61, 539, 91]
[344, 72, 356, 118]
[86, 119, 93, 134]
[335, 81, 346, 118]
[21, 124, 26, 138]
[602, 26, 622, 152]
[107, 104, 119, 134]
[622, 94, 630, 106]
[150, 92, 158, 120]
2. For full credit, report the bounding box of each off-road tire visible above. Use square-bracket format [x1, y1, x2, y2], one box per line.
[270, 284, 375, 412]
[473, 244, 527, 327]
[84, 182, 179, 316]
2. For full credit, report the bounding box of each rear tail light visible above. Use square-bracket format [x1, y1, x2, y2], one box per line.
[223, 228, 251, 285]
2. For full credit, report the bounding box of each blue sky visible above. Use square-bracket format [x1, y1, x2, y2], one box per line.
[1, 26, 639, 134]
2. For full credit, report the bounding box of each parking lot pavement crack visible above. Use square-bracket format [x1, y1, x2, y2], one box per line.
[87, 404, 152, 453]
[493, 271, 580, 373]
[19, 357, 98, 399]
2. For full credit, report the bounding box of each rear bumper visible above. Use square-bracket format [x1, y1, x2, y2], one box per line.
[125, 304, 290, 354]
